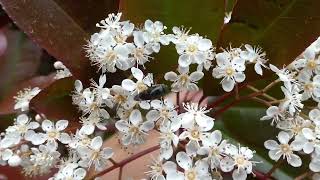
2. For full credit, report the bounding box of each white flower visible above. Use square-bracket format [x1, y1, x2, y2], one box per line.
[176, 34, 213, 67]
[129, 31, 153, 66]
[143, 20, 169, 53]
[197, 130, 228, 169]
[79, 113, 108, 135]
[32, 120, 71, 147]
[166, 152, 211, 180]
[179, 124, 210, 156]
[298, 73, 320, 101]
[220, 146, 256, 180]
[165, 66, 204, 92]
[240, 44, 267, 75]
[0, 148, 21, 167]
[145, 157, 177, 180]
[95, 12, 123, 30]
[14, 87, 41, 111]
[309, 108, 320, 124]
[260, 106, 284, 125]
[5, 114, 39, 144]
[294, 46, 320, 75]
[180, 102, 214, 130]
[280, 82, 303, 115]
[26, 144, 61, 176]
[90, 74, 111, 101]
[264, 131, 302, 167]
[269, 64, 296, 83]
[122, 67, 153, 94]
[224, 12, 232, 24]
[54, 61, 72, 79]
[53, 163, 86, 180]
[146, 99, 178, 126]
[69, 130, 92, 149]
[159, 121, 180, 160]
[212, 52, 246, 92]
[310, 153, 320, 172]
[115, 109, 154, 145]
[77, 136, 113, 171]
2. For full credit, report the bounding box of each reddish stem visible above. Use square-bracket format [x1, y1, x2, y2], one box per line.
[213, 91, 262, 117]
[89, 145, 160, 179]
[207, 83, 249, 109]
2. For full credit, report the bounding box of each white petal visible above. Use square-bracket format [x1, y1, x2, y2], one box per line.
[80, 124, 95, 135]
[115, 120, 129, 132]
[16, 114, 28, 125]
[121, 79, 136, 91]
[91, 136, 102, 150]
[56, 120, 68, 131]
[234, 72, 246, 83]
[146, 110, 160, 122]
[8, 155, 21, 167]
[42, 120, 53, 132]
[129, 109, 142, 126]
[198, 39, 212, 51]
[220, 156, 234, 172]
[189, 71, 204, 82]
[232, 168, 247, 180]
[195, 160, 209, 175]
[74, 168, 87, 179]
[163, 161, 177, 174]
[254, 63, 263, 75]
[101, 147, 114, 159]
[176, 152, 192, 170]
[268, 150, 281, 161]
[131, 67, 144, 81]
[288, 154, 302, 167]
[278, 131, 290, 144]
[264, 140, 279, 150]
[178, 54, 191, 67]
[302, 128, 316, 140]
[75, 80, 83, 92]
[164, 72, 178, 81]
[58, 133, 71, 144]
[140, 121, 154, 132]
[222, 79, 235, 92]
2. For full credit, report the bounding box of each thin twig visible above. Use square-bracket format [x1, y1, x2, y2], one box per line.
[251, 97, 272, 107]
[265, 159, 284, 178]
[294, 171, 313, 180]
[88, 145, 160, 180]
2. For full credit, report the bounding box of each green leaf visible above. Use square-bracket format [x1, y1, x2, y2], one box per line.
[217, 0, 320, 66]
[217, 105, 309, 178]
[205, 0, 320, 95]
[120, 0, 225, 82]
[29, 77, 80, 122]
[0, 0, 119, 82]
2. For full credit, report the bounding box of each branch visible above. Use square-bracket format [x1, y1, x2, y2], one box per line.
[88, 145, 160, 180]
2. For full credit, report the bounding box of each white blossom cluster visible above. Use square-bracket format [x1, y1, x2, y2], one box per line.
[261, 38, 320, 173]
[2, 12, 319, 180]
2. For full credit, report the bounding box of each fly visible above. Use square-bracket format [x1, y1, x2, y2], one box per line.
[134, 84, 169, 101]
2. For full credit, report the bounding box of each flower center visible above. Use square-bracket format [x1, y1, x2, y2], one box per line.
[187, 44, 198, 54]
[91, 151, 99, 160]
[186, 170, 196, 180]
[18, 125, 28, 133]
[48, 130, 59, 139]
[191, 129, 200, 139]
[114, 94, 126, 104]
[104, 51, 117, 63]
[307, 60, 317, 69]
[134, 48, 145, 59]
[304, 83, 314, 91]
[235, 156, 246, 166]
[129, 126, 140, 135]
[226, 67, 234, 76]
[136, 81, 148, 92]
[280, 144, 292, 154]
[180, 74, 189, 86]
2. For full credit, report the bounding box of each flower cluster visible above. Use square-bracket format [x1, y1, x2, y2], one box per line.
[261, 37, 320, 173]
[1, 11, 320, 180]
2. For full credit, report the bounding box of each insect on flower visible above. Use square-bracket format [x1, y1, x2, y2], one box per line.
[134, 84, 170, 101]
